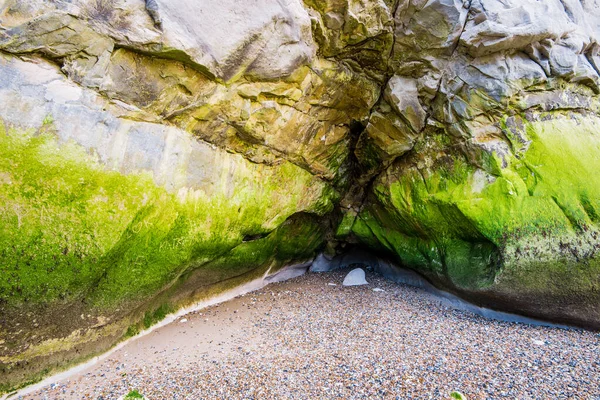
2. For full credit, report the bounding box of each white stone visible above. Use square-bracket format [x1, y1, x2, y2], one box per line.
[342, 268, 368, 286]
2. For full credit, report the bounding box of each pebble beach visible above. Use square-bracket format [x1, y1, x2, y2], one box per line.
[21, 269, 600, 399]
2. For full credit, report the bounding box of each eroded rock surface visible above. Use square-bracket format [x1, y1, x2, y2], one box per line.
[1, 0, 600, 392]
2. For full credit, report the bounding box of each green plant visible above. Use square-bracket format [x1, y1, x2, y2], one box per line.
[124, 390, 145, 399]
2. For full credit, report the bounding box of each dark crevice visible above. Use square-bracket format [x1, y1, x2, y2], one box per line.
[521, 50, 551, 79]
[585, 50, 600, 78]
[242, 233, 270, 242]
[346, 120, 367, 173]
[450, 1, 473, 58]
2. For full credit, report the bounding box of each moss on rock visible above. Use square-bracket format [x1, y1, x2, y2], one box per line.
[0, 121, 334, 309]
[353, 113, 600, 327]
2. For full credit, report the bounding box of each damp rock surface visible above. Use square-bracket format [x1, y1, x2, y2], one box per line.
[21, 271, 600, 400]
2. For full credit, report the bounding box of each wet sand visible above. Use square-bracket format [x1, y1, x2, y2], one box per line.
[19, 270, 600, 399]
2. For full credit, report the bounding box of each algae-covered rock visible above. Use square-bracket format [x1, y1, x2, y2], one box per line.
[0, 53, 336, 390]
[354, 114, 600, 327]
[351, 0, 600, 329]
[1, 0, 600, 393]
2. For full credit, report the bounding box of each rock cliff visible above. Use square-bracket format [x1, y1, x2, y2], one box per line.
[1, 0, 599, 391]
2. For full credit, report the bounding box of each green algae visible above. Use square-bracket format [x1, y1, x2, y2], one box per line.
[335, 210, 357, 239]
[452, 114, 600, 244]
[0, 121, 335, 310]
[0, 368, 51, 396]
[353, 113, 600, 293]
[0, 123, 164, 307]
[189, 213, 326, 283]
[142, 303, 173, 329]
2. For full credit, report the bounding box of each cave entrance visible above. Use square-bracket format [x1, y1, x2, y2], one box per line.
[309, 247, 431, 289]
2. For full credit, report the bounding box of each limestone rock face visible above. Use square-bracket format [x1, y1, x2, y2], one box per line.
[1, 0, 600, 392]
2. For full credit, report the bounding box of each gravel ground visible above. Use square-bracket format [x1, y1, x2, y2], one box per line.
[21, 269, 600, 399]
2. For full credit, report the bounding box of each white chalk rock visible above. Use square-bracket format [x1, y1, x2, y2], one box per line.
[153, 0, 316, 81]
[343, 268, 368, 286]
